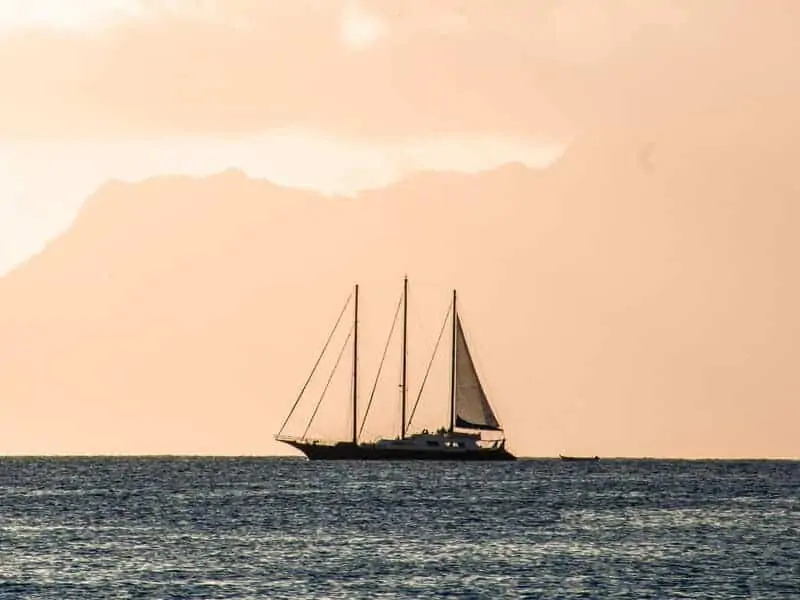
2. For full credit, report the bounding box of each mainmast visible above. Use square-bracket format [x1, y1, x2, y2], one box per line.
[448, 288, 457, 433]
[351, 283, 359, 444]
[401, 275, 408, 439]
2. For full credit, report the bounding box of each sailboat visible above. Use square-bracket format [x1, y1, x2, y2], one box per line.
[274, 277, 516, 461]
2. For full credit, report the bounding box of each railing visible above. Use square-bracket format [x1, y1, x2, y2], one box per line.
[274, 435, 349, 447]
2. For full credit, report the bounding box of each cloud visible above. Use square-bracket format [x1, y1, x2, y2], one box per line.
[0, 0, 141, 33]
[340, 2, 387, 49]
[0, 1, 798, 140]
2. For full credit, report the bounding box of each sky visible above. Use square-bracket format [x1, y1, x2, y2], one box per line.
[0, 0, 579, 274]
[1, 0, 799, 456]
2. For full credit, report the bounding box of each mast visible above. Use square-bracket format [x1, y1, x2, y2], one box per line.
[449, 288, 457, 433]
[352, 283, 359, 444]
[401, 275, 408, 439]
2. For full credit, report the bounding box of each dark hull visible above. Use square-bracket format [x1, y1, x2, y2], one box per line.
[283, 440, 516, 461]
[559, 455, 599, 462]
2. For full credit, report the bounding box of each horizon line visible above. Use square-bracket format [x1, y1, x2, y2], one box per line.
[1, 454, 797, 461]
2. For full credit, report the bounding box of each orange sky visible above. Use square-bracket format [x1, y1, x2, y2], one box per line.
[1, 1, 799, 457]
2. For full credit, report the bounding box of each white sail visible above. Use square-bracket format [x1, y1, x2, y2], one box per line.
[454, 314, 502, 431]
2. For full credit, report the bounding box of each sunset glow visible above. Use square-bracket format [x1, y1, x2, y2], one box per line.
[340, 2, 386, 49]
[0, 0, 139, 32]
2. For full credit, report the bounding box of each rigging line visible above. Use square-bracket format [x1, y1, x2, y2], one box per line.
[358, 291, 404, 440]
[276, 290, 353, 438]
[406, 300, 452, 433]
[301, 324, 354, 441]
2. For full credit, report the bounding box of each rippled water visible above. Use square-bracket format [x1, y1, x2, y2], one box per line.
[0, 458, 798, 599]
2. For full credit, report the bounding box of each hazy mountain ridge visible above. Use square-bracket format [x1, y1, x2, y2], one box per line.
[1, 132, 798, 457]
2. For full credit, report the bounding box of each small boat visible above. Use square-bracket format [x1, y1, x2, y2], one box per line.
[275, 277, 515, 461]
[559, 455, 600, 462]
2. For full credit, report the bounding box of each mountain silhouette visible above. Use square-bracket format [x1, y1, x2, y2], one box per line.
[1, 131, 798, 457]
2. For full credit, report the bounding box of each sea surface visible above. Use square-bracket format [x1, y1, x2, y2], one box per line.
[0, 457, 797, 599]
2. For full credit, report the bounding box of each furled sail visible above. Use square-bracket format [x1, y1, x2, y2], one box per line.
[454, 314, 502, 430]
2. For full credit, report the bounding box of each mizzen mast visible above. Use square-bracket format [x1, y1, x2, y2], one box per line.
[448, 288, 457, 433]
[400, 275, 408, 439]
[351, 283, 359, 444]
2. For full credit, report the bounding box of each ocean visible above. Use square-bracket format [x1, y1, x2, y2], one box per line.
[0, 457, 797, 599]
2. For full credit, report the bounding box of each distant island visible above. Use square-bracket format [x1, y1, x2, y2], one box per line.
[0, 128, 798, 458]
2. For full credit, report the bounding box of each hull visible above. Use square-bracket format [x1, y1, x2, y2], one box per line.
[559, 455, 599, 462]
[283, 440, 516, 461]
